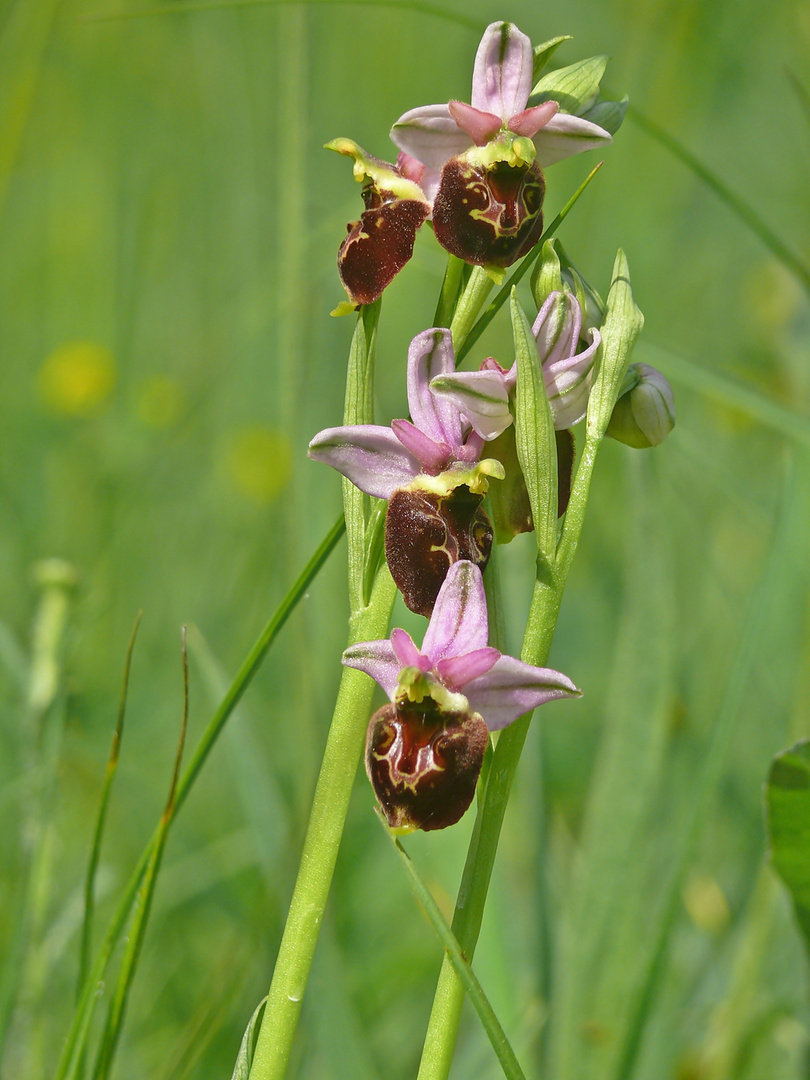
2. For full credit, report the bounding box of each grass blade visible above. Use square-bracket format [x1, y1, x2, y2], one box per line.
[90, 630, 190, 1080]
[85, 0, 483, 31]
[78, 612, 143, 999]
[54, 516, 343, 1080]
[642, 341, 810, 448]
[611, 458, 803, 1080]
[624, 102, 810, 297]
[382, 821, 528, 1080]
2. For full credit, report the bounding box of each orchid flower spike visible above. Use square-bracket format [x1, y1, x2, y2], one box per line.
[389, 22, 613, 268]
[344, 560, 580, 832]
[431, 290, 602, 439]
[308, 328, 505, 615]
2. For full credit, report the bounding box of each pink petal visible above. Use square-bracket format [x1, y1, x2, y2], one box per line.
[471, 21, 533, 120]
[391, 419, 451, 474]
[341, 639, 401, 700]
[406, 328, 463, 449]
[390, 105, 473, 170]
[533, 291, 578, 368]
[396, 153, 442, 205]
[448, 101, 502, 145]
[533, 113, 612, 168]
[429, 368, 513, 441]
[422, 561, 489, 664]
[508, 101, 559, 137]
[308, 424, 419, 499]
[390, 628, 428, 670]
[464, 654, 580, 730]
[436, 647, 500, 690]
[544, 328, 601, 429]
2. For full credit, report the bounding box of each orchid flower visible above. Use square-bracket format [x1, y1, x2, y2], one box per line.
[344, 560, 580, 832]
[309, 328, 504, 615]
[391, 21, 613, 174]
[325, 139, 430, 310]
[431, 290, 602, 439]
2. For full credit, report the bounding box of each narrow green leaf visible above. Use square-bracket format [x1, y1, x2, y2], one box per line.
[85, 0, 483, 31]
[231, 999, 268, 1080]
[530, 239, 563, 310]
[532, 35, 572, 83]
[642, 341, 810, 448]
[586, 249, 644, 441]
[766, 739, 810, 952]
[511, 291, 557, 565]
[344, 302, 380, 612]
[79, 612, 142, 999]
[583, 95, 628, 135]
[91, 631, 190, 1080]
[532, 55, 609, 113]
[624, 102, 810, 297]
[55, 517, 344, 1080]
[384, 824, 528, 1080]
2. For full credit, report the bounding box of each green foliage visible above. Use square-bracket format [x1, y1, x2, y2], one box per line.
[767, 740, 810, 953]
[232, 998, 267, 1080]
[1, 1, 809, 1078]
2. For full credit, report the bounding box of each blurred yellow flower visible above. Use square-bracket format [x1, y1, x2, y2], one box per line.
[136, 376, 186, 428]
[226, 427, 293, 503]
[38, 342, 115, 416]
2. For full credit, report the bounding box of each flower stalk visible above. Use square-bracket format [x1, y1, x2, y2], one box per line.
[416, 251, 645, 1080]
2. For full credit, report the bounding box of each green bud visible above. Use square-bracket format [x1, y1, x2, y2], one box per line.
[606, 363, 675, 448]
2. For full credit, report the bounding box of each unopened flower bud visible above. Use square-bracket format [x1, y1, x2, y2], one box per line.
[365, 696, 488, 833]
[606, 363, 675, 448]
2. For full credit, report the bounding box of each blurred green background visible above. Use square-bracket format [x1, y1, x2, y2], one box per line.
[1, 0, 809, 1077]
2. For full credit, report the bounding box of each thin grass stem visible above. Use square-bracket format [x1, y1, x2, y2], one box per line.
[54, 518, 344, 1080]
[384, 822, 528, 1080]
[78, 612, 143, 1000]
[90, 630, 190, 1080]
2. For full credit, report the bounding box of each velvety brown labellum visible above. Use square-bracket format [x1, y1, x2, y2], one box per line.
[366, 698, 488, 832]
[338, 184, 429, 306]
[432, 157, 545, 268]
[385, 484, 493, 617]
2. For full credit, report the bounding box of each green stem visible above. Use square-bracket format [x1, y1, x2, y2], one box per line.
[54, 520, 343, 1080]
[248, 298, 391, 1077]
[450, 267, 494, 350]
[416, 444, 604, 1080]
[247, 566, 397, 1080]
[433, 255, 465, 329]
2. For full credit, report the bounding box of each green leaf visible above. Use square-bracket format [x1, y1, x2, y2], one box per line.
[232, 998, 268, 1080]
[586, 249, 644, 441]
[531, 55, 609, 114]
[583, 95, 628, 135]
[383, 824, 528, 1080]
[766, 739, 810, 952]
[530, 238, 563, 310]
[531, 35, 572, 83]
[511, 291, 557, 566]
[343, 301, 381, 613]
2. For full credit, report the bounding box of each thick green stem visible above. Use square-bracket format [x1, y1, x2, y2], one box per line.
[248, 299, 391, 1077]
[416, 251, 644, 1080]
[450, 267, 494, 351]
[248, 567, 397, 1080]
[416, 576, 564, 1080]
